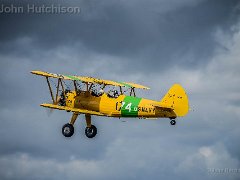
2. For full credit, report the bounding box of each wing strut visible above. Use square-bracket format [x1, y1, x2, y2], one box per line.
[130, 87, 136, 97]
[55, 78, 60, 101]
[73, 80, 78, 93]
[45, 77, 65, 104]
[59, 79, 65, 97]
[46, 77, 55, 103]
[119, 86, 123, 95]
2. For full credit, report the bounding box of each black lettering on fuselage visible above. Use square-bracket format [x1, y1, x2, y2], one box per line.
[137, 106, 156, 113]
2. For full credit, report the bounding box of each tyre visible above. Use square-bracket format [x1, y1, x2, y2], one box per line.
[62, 123, 74, 137]
[85, 125, 97, 138]
[170, 120, 176, 125]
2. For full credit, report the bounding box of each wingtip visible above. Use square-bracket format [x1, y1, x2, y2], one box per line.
[30, 70, 41, 75]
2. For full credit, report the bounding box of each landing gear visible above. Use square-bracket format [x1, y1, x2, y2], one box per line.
[62, 113, 78, 137]
[61, 113, 97, 138]
[85, 125, 97, 138]
[170, 119, 176, 125]
[62, 123, 74, 137]
[85, 114, 97, 138]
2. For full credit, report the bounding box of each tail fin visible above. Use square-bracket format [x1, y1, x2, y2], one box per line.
[160, 84, 189, 117]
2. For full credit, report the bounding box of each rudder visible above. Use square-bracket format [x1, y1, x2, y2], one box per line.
[160, 84, 189, 117]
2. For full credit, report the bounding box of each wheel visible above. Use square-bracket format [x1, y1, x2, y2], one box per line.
[62, 123, 74, 137]
[170, 120, 176, 125]
[85, 125, 97, 138]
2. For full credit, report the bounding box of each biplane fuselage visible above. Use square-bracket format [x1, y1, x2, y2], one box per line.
[65, 90, 176, 118]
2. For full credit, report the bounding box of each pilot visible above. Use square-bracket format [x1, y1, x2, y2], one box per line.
[113, 90, 119, 98]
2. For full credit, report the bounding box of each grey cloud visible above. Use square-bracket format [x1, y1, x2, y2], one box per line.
[0, 0, 239, 72]
[1, 0, 240, 180]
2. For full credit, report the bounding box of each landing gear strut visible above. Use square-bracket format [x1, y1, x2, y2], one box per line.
[85, 114, 97, 138]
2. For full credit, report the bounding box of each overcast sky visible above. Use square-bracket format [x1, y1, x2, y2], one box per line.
[0, 0, 240, 179]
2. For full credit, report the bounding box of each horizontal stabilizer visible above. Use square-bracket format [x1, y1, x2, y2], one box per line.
[150, 103, 173, 110]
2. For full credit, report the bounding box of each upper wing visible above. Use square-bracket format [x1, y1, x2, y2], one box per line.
[31, 70, 150, 90]
[31, 70, 123, 85]
[31, 70, 73, 80]
[41, 103, 105, 116]
[121, 82, 150, 90]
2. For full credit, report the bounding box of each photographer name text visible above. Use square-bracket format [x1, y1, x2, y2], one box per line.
[0, 4, 81, 14]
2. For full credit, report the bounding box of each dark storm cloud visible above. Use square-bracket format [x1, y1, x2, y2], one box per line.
[0, 0, 239, 71]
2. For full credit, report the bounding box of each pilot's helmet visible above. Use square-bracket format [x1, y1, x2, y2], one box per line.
[99, 89, 104, 94]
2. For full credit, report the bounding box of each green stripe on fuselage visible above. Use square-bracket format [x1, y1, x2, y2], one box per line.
[121, 96, 141, 117]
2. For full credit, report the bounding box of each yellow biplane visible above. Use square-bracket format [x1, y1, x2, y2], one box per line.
[31, 70, 189, 138]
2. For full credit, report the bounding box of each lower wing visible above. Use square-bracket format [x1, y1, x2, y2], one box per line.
[40, 103, 105, 116]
